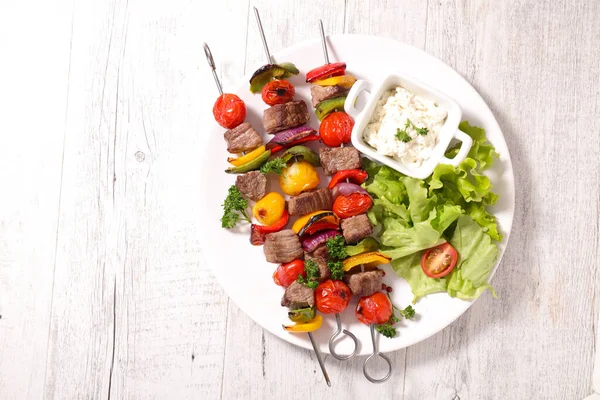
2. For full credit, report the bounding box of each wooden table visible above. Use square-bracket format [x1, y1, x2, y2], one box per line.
[1, 0, 598, 398]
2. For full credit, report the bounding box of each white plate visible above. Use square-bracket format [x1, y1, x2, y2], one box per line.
[200, 34, 515, 356]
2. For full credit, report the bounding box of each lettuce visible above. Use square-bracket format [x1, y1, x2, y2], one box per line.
[363, 121, 502, 302]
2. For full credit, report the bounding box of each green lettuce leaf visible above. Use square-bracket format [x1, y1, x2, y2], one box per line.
[391, 253, 448, 303]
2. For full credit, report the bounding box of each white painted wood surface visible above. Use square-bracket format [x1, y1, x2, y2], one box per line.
[1, 0, 598, 398]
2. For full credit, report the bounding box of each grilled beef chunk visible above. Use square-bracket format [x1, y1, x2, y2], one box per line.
[223, 122, 263, 154]
[319, 146, 362, 175]
[340, 214, 373, 244]
[305, 253, 330, 282]
[310, 86, 350, 108]
[235, 171, 267, 201]
[344, 269, 383, 297]
[281, 281, 315, 309]
[288, 188, 333, 216]
[311, 244, 329, 260]
[263, 100, 310, 134]
[264, 229, 303, 263]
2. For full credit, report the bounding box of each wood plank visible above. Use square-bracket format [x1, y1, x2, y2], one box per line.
[41, 1, 244, 398]
[402, 1, 600, 399]
[0, 2, 73, 399]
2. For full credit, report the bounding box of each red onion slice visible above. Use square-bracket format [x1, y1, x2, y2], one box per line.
[331, 182, 369, 201]
[301, 229, 340, 253]
[265, 125, 316, 150]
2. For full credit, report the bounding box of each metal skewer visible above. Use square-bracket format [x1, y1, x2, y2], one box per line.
[253, 7, 272, 64]
[363, 324, 392, 383]
[308, 331, 332, 387]
[203, 43, 223, 95]
[317, 19, 359, 362]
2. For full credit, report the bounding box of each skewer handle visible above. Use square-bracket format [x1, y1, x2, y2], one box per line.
[308, 332, 332, 387]
[328, 313, 358, 361]
[318, 19, 330, 65]
[254, 7, 272, 64]
[203, 42, 223, 95]
[363, 324, 392, 383]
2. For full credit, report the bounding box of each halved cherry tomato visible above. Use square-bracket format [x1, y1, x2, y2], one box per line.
[261, 80, 296, 106]
[332, 193, 373, 219]
[421, 243, 458, 278]
[316, 280, 352, 314]
[356, 292, 392, 325]
[328, 169, 368, 189]
[213, 93, 246, 129]
[273, 259, 305, 287]
[306, 62, 346, 83]
[269, 134, 321, 154]
[319, 111, 354, 147]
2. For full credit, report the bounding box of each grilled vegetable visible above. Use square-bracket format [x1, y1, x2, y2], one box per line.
[343, 252, 391, 272]
[225, 149, 271, 174]
[315, 96, 348, 121]
[312, 74, 357, 88]
[228, 145, 266, 166]
[283, 315, 323, 332]
[213, 93, 246, 129]
[319, 111, 353, 146]
[345, 237, 380, 257]
[249, 63, 299, 93]
[306, 62, 346, 83]
[279, 161, 320, 196]
[287, 306, 316, 323]
[251, 210, 290, 245]
[252, 192, 286, 226]
[262, 80, 295, 105]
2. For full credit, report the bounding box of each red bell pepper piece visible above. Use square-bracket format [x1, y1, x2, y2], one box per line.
[303, 221, 339, 236]
[328, 169, 369, 189]
[269, 134, 321, 154]
[250, 210, 290, 245]
[305, 62, 346, 83]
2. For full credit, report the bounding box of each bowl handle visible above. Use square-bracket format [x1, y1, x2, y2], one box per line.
[441, 130, 473, 166]
[344, 79, 372, 119]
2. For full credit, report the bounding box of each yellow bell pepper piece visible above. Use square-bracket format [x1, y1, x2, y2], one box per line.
[343, 252, 391, 272]
[292, 210, 339, 233]
[279, 161, 320, 196]
[312, 75, 357, 89]
[227, 145, 266, 167]
[283, 315, 323, 333]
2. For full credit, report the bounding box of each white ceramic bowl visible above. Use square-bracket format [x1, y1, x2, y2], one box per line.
[345, 73, 473, 179]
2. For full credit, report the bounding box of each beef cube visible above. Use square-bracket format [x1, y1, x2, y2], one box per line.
[344, 270, 383, 297]
[305, 253, 330, 282]
[235, 171, 267, 201]
[281, 281, 315, 309]
[263, 229, 304, 263]
[319, 146, 362, 175]
[288, 188, 333, 216]
[223, 122, 263, 154]
[311, 245, 329, 260]
[340, 214, 373, 244]
[263, 100, 310, 134]
[310, 86, 350, 108]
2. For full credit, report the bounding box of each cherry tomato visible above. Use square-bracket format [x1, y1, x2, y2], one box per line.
[319, 111, 354, 147]
[356, 292, 392, 325]
[306, 62, 347, 83]
[273, 260, 305, 287]
[421, 243, 458, 278]
[332, 193, 373, 219]
[315, 280, 352, 314]
[261, 80, 295, 106]
[213, 93, 246, 129]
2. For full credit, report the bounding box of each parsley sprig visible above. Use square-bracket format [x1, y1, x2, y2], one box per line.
[327, 260, 344, 280]
[297, 259, 320, 289]
[325, 235, 348, 261]
[220, 185, 251, 228]
[375, 294, 416, 338]
[260, 157, 287, 175]
[395, 119, 429, 143]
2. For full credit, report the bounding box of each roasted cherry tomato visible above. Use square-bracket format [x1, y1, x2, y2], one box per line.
[319, 111, 354, 147]
[421, 243, 458, 278]
[261, 80, 296, 106]
[306, 62, 346, 83]
[213, 93, 246, 129]
[328, 169, 368, 189]
[279, 161, 320, 196]
[332, 193, 373, 218]
[252, 192, 286, 226]
[356, 292, 392, 325]
[315, 280, 352, 314]
[273, 259, 305, 287]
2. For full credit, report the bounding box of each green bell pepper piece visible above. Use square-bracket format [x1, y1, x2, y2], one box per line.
[315, 95, 347, 121]
[225, 150, 271, 174]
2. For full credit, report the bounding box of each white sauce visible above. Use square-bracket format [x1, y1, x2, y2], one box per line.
[362, 86, 447, 166]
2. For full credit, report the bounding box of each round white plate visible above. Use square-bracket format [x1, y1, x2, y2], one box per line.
[200, 34, 515, 356]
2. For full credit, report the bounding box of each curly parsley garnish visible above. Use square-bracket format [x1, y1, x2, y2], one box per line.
[375, 296, 416, 338]
[297, 259, 320, 289]
[327, 260, 344, 281]
[220, 185, 251, 228]
[260, 157, 287, 175]
[395, 127, 412, 143]
[396, 119, 429, 143]
[325, 235, 348, 261]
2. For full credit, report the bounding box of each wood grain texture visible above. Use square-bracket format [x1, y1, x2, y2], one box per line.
[0, 0, 599, 399]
